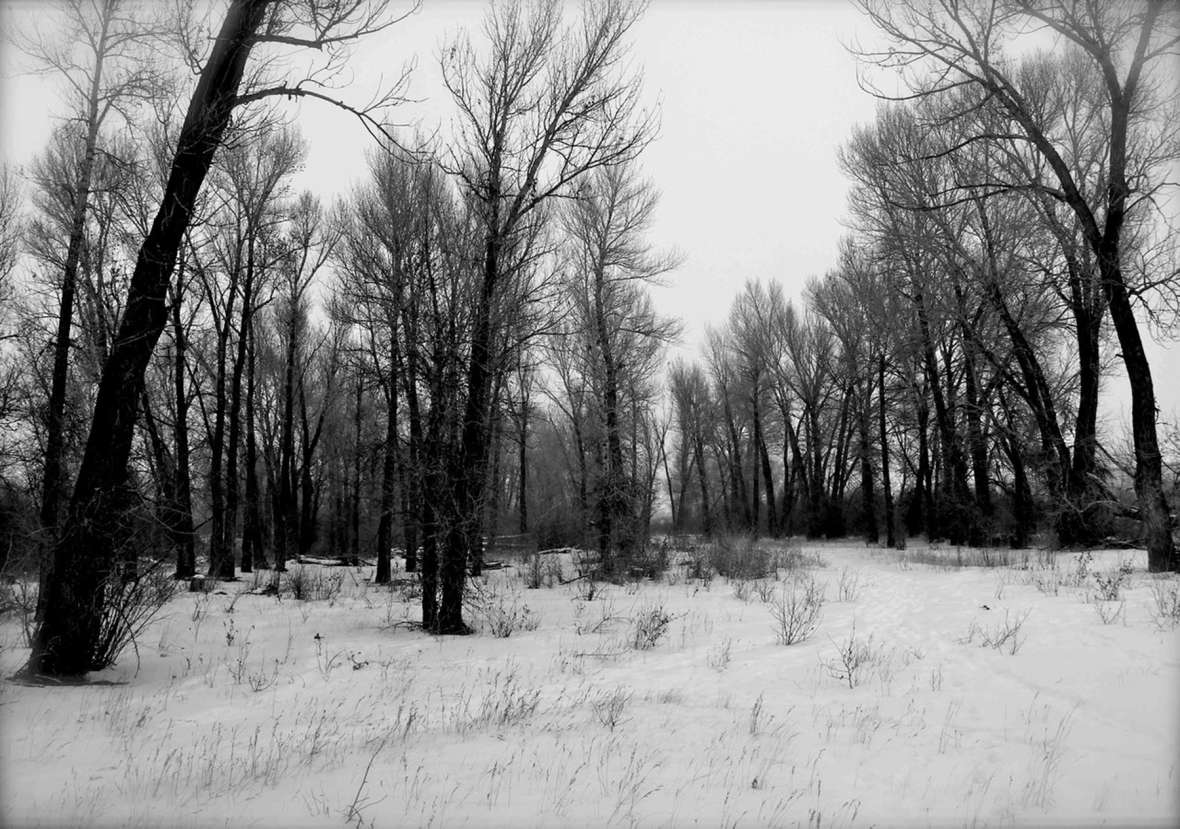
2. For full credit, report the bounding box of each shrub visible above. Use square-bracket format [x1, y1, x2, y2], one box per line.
[630, 604, 672, 650]
[92, 559, 179, 671]
[591, 686, 632, 730]
[768, 575, 824, 646]
[1147, 578, 1180, 630]
[836, 567, 862, 602]
[1092, 559, 1134, 601]
[823, 623, 876, 689]
[960, 609, 1031, 655]
[464, 581, 540, 638]
[706, 638, 733, 671]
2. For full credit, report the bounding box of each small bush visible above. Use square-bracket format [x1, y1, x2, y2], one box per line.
[1147, 578, 1180, 630]
[753, 578, 777, 602]
[960, 609, 1031, 655]
[823, 623, 876, 689]
[1030, 566, 1062, 596]
[1092, 599, 1125, 625]
[630, 604, 672, 650]
[1064, 551, 1093, 588]
[286, 565, 344, 602]
[836, 567, 862, 602]
[706, 638, 733, 671]
[768, 575, 824, 646]
[464, 582, 540, 638]
[591, 686, 632, 730]
[709, 534, 769, 580]
[1092, 559, 1134, 601]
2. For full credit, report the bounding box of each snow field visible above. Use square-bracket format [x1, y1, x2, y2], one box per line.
[1, 541, 1177, 827]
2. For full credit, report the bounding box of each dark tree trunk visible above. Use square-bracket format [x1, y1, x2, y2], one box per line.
[375, 367, 397, 584]
[1102, 258, 1177, 572]
[518, 397, 529, 534]
[878, 354, 895, 548]
[242, 318, 265, 570]
[858, 381, 878, 545]
[349, 373, 363, 566]
[26, 0, 269, 677]
[756, 416, 777, 535]
[170, 262, 196, 579]
[693, 432, 712, 536]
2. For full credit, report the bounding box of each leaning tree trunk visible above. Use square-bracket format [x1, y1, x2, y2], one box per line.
[26, 0, 269, 678]
[1102, 258, 1177, 572]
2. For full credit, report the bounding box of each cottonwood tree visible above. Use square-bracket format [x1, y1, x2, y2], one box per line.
[14, 0, 167, 547]
[857, 0, 1179, 570]
[25, 0, 410, 678]
[560, 159, 678, 575]
[432, 0, 655, 631]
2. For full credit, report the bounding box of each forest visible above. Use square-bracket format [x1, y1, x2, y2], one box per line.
[0, 0, 1176, 681]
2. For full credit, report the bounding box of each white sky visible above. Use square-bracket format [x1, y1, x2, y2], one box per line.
[1, 0, 1176, 424]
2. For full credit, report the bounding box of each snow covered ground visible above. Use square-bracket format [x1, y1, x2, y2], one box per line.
[1, 541, 1177, 828]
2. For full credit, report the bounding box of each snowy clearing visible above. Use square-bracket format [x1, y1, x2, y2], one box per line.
[2, 541, 1178, 828]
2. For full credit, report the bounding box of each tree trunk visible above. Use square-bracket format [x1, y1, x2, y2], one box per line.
[1102, 259, 1177, 572]
[242, 318, 265, 570]
[878, 354, 895, 548]
[375, 368, 397, 584]
[170, 259, 196, 579]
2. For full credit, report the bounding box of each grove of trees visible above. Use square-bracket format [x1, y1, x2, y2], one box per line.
[0, 0, 1175, 679]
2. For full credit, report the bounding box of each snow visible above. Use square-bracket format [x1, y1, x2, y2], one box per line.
[2, 541, 1177, 828]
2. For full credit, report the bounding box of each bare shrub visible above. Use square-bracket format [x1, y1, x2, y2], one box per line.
[592, 686, 632, 730]
[706, 637, 733, 671]
[630, 604, 672, 650]
[836, 567, 862, 602]
[960, 609, 1031, 655]
[822, 622, 877, 689]
[285, 565, 344, 602]
[88, 560, 179, 671]
[709, 534, 768, 580]
[1092, 559, 1134, 601]
[1063, 551, 1093, 588]
[768, 575, 824, 646]
[732, 578, 754, 602]
[1147, 578, 1180, 630]
[1092, 599, 1125, 625]
[754, 578, 777, 602]
[465, 581, 540, 638]
[1030, 566, 1062, 596]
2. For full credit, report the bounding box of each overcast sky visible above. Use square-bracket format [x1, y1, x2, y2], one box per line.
[1, 0, 1175, 423]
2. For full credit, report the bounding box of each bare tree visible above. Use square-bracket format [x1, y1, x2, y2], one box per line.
[431, 0, 656, 631]
[560, 159, 678, 575]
